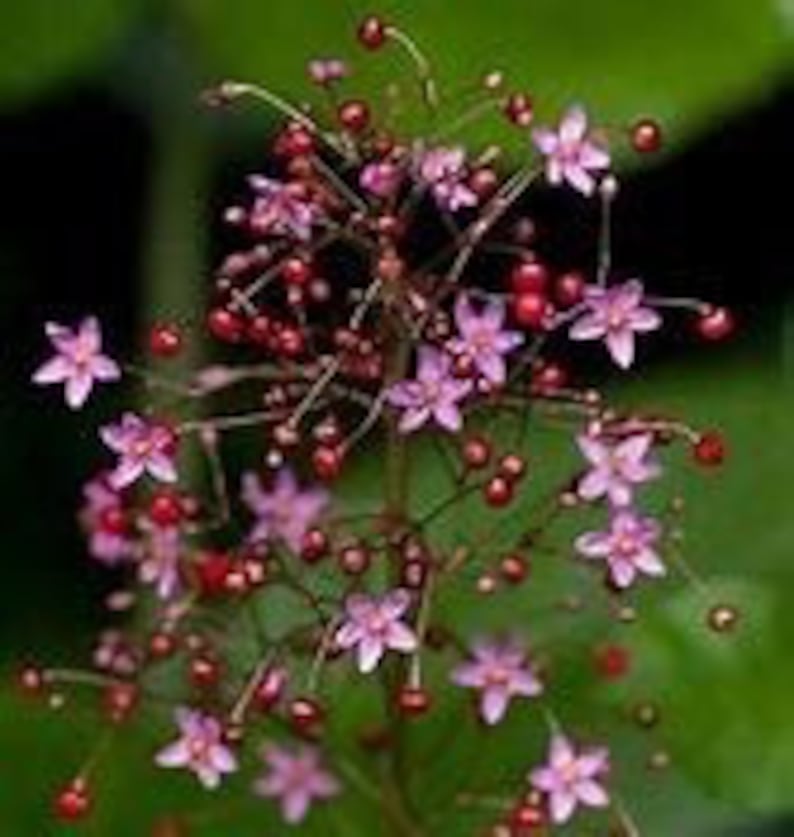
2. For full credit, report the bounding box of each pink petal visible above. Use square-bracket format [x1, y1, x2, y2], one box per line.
[532, 128, 559, 155]
[634, 548, 666, 577]
[155, 740, 190, 768]
[65, 372, 94, 409]
[196, 764, 221, 790]
[605, 328, 636, 369]
[283, 789, 311, 824]
[629, 307, 662, 333]
[569, 313, 607, 341]
[550, 735, 576, 769]
[357, 636, 385, 673]
[146, 454, 178, 483]
[399, 406, 431, 434]
[579, 141, 610, 171]
[91, 356, 121, 381]
[609, 558, 636, 589]
[563, 163, 596, 196]
[575, 531, 612, 558]
[334, 621, 363, 650]
[382, 588, 411, 618]
[451, 661, 486, 689]
[481, 686, 510, 725]
[560, 105, 588, 144]
[577, 468, 610, 501]
[549, 789, 578, 824]
[575, 779, 609, 808]
[385, 622, 418, 653]
[109, 459, 144, 490]
[434, 402, 463, 432]
[32, 356, 72, 385]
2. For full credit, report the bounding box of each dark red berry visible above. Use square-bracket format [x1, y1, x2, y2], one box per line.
[97, 506, 128, 535]
[103, 682, 138, 723]
[17, 664, 44, 695]
[207, 307, 245, 343]
[277, 326, 305, 358]
[274, 124, 315, 158]
[397, 686, 431, 716]
[696, 306, 735, 342]
[253, 668, 287, 712]
[555, 271, 586, 307]
[504, 92, 533, 127]
[289, 697, 324, 733]
[148, 631, 177, 659]
[693, 430, 726, 467]
[513, 292, 549, 330]
[338, 100, 370, 133]
[196, 551, 233, 596]
[54, 782, 91, 822]
[301, 528, 329, 563]
[531, 361, 568, 393]
[357, 15, 387, 49]
[339, 544, 371, 576]
[484, 476, 514, 507]
[281, 257, 312, 287]
[498, 453, 526, 482]
[631, 118, 663, 154]
[148, 490, 183, 527]
[510, 802, 545, 830]
[190, 656, 221, 688]
[469, 167, 499, 199]
[594, 643, 631, 680]
[148, 323, 183, 358]
[247, 314, 271, 346]
[499, 553, 529, 584]
[312, 445, 343, 481]
[462, 436, 492, 469]
[510, 260, 548, 294]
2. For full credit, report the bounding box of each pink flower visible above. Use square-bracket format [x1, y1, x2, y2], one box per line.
[575, 509, 665, 588]
[529, 734, 610, 824]
[451, 638, 542, 725]
[359, 161, 402, 198]
[241, 467, 328, 553]
[447, 294, 523, 385]
[577, 432, 660, 507]
[569, 280, 661, 368]
[32, 316, 120, 409]
[253, 743, 340, 825]
[417, 146, 478, 211]
[248, 176, 318, 241]
[140, 524, 183, 600]
[80, 474, 134, 566]
[100, 413, 178, 490]
[307, 57, 348, 86]
[155, 707, 238, 789]
[386, 346, 472, 434]
[335, 588, 418, 673]
[532, 106, 610, 196]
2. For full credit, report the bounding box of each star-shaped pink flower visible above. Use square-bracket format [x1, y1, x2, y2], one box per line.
[253, 743, 340, 825]
[447, 294, 524, 385]
[386, 346, 472, 434]
[532, 106, 610, 196]
[529, 733, 610, 824]
[32, 316, 120, 409]
[451, 638, 542, 725]
[360, 160, 402, 198]
[155, 707, 238, 789]
[335, 588, 418, 673]
[576, 509, 665, 588]
[417, 146, 478, 211]
[80, 473, 135, 566]
[139, 524, 183, 600]
[577, 432, 660, 507]
[241, 467, 328, 553]
[569, 280, 661, 368]
[248, 176, 318, 241]
[100, 413, 178, 490]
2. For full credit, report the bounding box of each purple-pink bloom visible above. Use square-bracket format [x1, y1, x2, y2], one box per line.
[451, 638, 542, 725]
[140, 524, 183, 600]
[100, 413, 178, 490]
[32, 316, 120, 409]
[359, 160, 402, 198]
[80, 474, 134, 566]
[335, 588, 418, 673]
[307, 57, 349, 86]
[569, 279, 661, 369]
[155, 707, 238, 789]
[447, 294, 524, 385]
[241, 467, 328, 553]
[417, 146, 478, 211]
[529, 733, 610, 824]
[576, 509, 665, 589]
[577, 432, 660, 507]
[386, 346, 472, 434]
[532, 106, 610, 196]
[253, 743, 340, 825]
[248, 176, 318, 241]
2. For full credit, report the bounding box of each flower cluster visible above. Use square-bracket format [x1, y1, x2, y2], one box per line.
[24, 13, 738, 835]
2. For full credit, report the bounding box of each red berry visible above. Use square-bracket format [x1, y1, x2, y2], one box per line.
[594, 643, 631, 680]
[510, 260, 548, 294]
[190, 656, 221, 688]
[339, 544, 371, 576]
[504, 92, 534, 127]
[253, 668, 287, 712]
[401, 558, 428, 590]
[148, 323, 183, 358]
[357, 15, 387, 49]
[274, 124, 315, 158]
[247, 314, 271, 346]
[555, 271, 586, 307]
[207, 307, 245, 343]
[462, 436, 492, 469]
[17, 664, 44, 695]
[97, 506, 128, 535]
[148, 631, 176, 659]
[510, 802, 545, 830]
[499, 553, 529, 584]
[289, 697, 324, 733]
[196, 551, 233, 596]
[54, 782, 91, 822]
[312, 445, 343, 481]
[397, 686, 431, 716]
[531, 361, 568, 393]
[300, 528, 329, 563]
[277, 326, 305, 358]
[631, 118, 663, 154]
[103, 682, 138, 723]
[696, 305, 735, 342]
[498, 453, 526, 482]
[513, 291, 549, 329]
[693, 430, 726, 467]
[469, 167, 499, 200]
[484, 476, 514, 507]
[148, 490, 183, 527]
[281, 257, 312, 287]
[338, 100, 370, 133]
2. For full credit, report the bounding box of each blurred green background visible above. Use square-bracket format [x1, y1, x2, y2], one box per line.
[0, 1, 792, 834]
